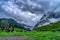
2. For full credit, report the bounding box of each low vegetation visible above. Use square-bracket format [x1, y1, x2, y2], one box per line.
[36, 21, 60, 32]
[0, 19, 60, 40]
[0, 31, 60, 40]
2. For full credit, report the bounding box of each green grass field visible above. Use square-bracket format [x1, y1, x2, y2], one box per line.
[0, 31, 60, 40]
[0, 21, 60, 40]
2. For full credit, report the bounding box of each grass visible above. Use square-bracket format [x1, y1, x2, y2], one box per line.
[0, 31, 60, 40]
[0, 21, 60, 40]
[36, 21, 60, 31]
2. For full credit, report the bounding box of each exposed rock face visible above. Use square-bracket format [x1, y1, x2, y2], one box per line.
[0, 0, 60, 30]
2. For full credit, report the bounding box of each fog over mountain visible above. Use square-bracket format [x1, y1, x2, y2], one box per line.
[0, 0, 60, 30]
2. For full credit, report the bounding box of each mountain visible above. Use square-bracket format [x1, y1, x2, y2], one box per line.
[0, 18, 25, 30]
[36, 21, 60, 31]
[0, 0, 60, 30]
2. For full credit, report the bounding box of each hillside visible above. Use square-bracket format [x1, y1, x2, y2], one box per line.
[0, 21, 60, 40]
[0, 19, 60, 32]
[14, 21, 60, 32]
[36, 21, 60, 31]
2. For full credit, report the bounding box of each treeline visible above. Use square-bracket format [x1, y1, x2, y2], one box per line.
[0, 19, 27, 32]
[0, 19, 60, 32]
[0, 19, 14, 32]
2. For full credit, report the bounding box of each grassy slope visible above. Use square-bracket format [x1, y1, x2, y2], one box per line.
[36, 21, 60, 31]
[0, 21, 60, 40]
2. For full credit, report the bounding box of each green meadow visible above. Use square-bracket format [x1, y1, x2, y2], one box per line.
[0, 21, 60, 40]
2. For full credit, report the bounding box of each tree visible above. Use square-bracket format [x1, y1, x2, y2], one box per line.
[0, 19, 10, 32]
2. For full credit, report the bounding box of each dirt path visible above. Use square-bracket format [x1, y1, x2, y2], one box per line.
[0, 36, 28, 40]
